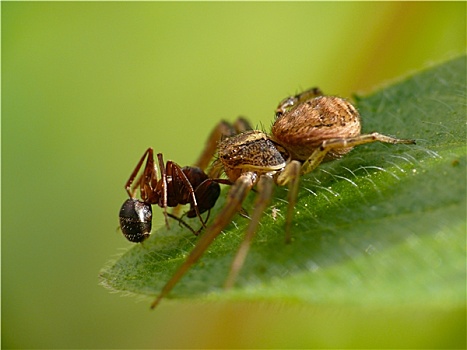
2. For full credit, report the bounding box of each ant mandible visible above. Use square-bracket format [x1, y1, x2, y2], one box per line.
[149, 87, 416, 308]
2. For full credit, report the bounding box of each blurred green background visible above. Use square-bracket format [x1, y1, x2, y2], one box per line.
[2, 2, 465, 348]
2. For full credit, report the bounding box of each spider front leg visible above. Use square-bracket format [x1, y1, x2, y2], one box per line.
[195, 117, 253, 171]
[150, 171, 256, 309]
[300, 133, 416, 176]
[224, 173, 275, 289]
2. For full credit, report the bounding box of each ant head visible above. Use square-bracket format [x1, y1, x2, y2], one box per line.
[119, 198, 152, 243]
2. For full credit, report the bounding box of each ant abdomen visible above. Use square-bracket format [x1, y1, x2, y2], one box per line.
[119, 198, 152, 243]
[187, 179, 221, 218]
[181, 166, 221, 218]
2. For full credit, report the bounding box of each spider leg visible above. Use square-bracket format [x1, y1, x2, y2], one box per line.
[195, 117, 253, 173]
[224, 173, 274, 289]
[276, 160, 301, 243]
[276, 87, 324, 118]
[232, 117, 253, 133]
[301, 132, 416, 176]
[150, 171, 256, 309]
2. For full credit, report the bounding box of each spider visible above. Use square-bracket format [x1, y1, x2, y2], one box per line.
[150, 87, 416, 308]
[119, 148, 226, 242]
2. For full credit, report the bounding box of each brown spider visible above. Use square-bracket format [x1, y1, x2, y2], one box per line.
[119, 148, 227, 242]
[150, 87, 416, 308]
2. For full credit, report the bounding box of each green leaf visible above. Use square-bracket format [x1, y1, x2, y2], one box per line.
[100, 56, 465, 311]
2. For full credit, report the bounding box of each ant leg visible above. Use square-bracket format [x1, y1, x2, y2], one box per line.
[276, 160, 301, 244]
[125, 148, 158, 199]
[224, 174, 274, 289]
[150, 172, 256, 309]
[170, 162, 205, 227]
[156, 153, 170, 229]
[130, 172, 145, 198]
[166, 213, 198, 235]
[301, 133, 416, 176]
[275, 87, 324, 118]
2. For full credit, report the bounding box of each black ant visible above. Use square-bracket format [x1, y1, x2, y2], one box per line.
[119, 148, 227, 243]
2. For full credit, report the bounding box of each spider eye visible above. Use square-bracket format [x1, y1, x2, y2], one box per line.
[119, 198, 152, 243]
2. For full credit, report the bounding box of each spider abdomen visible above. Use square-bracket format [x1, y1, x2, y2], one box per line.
[272, 96, 361, 160]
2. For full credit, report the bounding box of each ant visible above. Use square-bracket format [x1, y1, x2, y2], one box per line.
[119, 148, 225, 243]
[149, 87, 416, 308]
[119, 118, 252, 243]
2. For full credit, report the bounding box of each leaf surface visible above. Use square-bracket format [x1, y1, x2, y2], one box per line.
[100, 56, 466, 310]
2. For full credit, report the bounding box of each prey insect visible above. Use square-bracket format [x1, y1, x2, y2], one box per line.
[119, 148, 225, 242]
[149, 87, 416, 308]
[119, 119, 252, 242]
